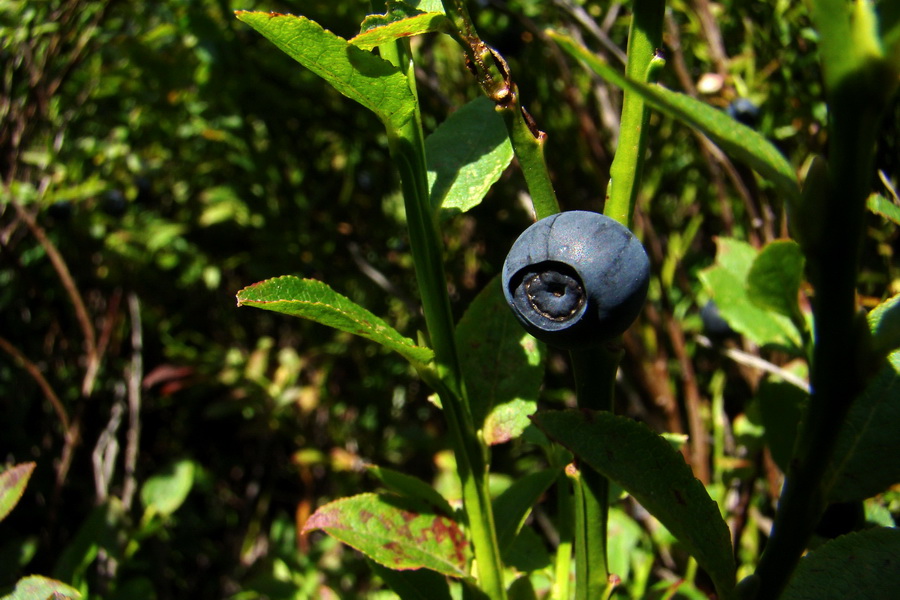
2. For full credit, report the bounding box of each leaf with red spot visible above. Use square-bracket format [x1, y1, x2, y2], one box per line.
[0, 462, 35, 523]
[302, 493, 471, 578]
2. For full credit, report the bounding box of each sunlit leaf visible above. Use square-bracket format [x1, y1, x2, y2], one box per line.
[867, 194, 900, 226]
[140, 459, 196, 518]
[1, 575, 81, 600]
[235, 11, 415, 131]
[427, 97, 513, 217]
[699, 238, 802, 350]
[237, 276, 434, 365]
[302, 493, 470, 577]
[0, 462, 35, 523]
[532, 409, 736, 597]
[746, 240, 805, 321]
[352, 3, 454, 50]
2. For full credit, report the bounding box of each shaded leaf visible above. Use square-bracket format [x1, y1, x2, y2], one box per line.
[699, 238, 802, 350]
[1, 575, 81, 600]
[52, 501, 124, 587]
[493, 467, 562, 552]
[367, 559, 452, 600]
[781, 527, 900, 600]
[756, 380, 808, 472]
[746, 240, 805, 322]
[366, 464, 454, 516]
[455, 277, 544, 444]
[502, 526, 551, 573]
[532, 409, 736, 596]
[353, 3, 453, 51]
[550, 31, 800, 204]
[302, 493, 470, 577]
[0, 462, 35, 523]
[140, 459, 196, 518]
[426, 97, 513, 216]
[827, 351, 900, 502]
[237, 276, 434, 365]
[235, 11, 415, 131]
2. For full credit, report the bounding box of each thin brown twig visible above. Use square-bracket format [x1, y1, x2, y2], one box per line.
[0, 334, 70, 434]
[121, 292, 143, 511]
[11, 201, 98, 396]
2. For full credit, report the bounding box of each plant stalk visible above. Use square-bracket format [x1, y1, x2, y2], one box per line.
[605, 0, 665, 227]
[441, 0, 560, 220]
[378, 37, 507, 600]
[752, 31, 897, 600]
[570, 344, 622, 600]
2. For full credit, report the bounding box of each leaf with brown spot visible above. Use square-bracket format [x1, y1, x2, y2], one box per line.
[0, 462, 36, 523]
[303, 493, 470, 578]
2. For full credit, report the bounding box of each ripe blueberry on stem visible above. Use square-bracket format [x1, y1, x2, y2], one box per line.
[502, 211, 650, 349]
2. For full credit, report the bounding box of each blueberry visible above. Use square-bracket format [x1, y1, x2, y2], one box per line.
[726, 98, 761, 127]
[48, 200, 73, 222]
[502, 211, 650, 349]
[102, 189, 127, 217]
[700, 299, 735, 338]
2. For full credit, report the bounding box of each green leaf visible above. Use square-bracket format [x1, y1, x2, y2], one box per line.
[746, 240, 806, 322]
[503, 525, 551, 573]
[781, 527, 900, 600]
[869, 293, 900, 357]
[550, 31, 800, 204]
[1, 575, 81, 600]
[492, 467, 562, 552]
[455, 277, 544, 444]
[302, 493, 470, 577]
[140, 459, 196, 518]
[867, 193, 900, 226]
[367, 559, 452, 600]
[366, 464, 454, 516]
[426, 97, 514, 217]
[531, 409, 736, 596]
[826, 350, 900, 503]
[234, 11, 415, 131]
[237, 276, 434, 365]
[699, 238, 802, 350]
[507, 575, 539, 600]
[52, 501, 124, 587]
[756, 380, 808, 473]
[0, 462, 35, 523]
[352, 2, 454, 51]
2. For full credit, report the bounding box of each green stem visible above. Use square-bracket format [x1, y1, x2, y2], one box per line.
[378, 37, 507, 600]
[441, 0, 560, 219]
[570, 345, 622, 600]
[605, 0, 665, 227]
[552, 472, 574, 600]
[499, 100, 560, 220]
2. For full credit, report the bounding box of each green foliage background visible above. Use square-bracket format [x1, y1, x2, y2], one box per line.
[1, 0, 898, 598]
